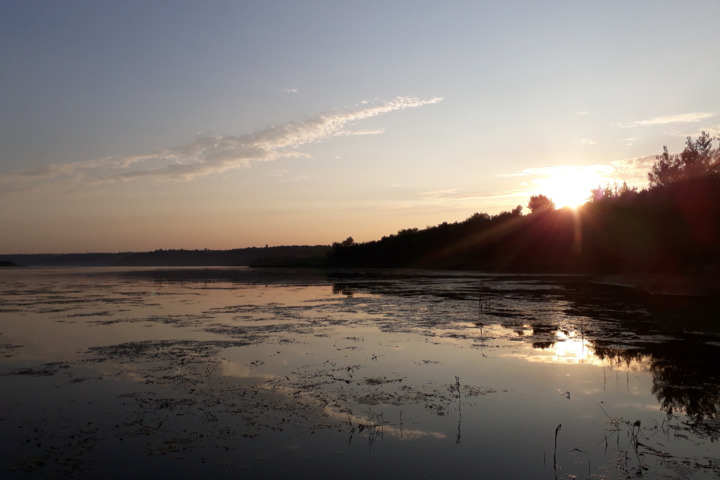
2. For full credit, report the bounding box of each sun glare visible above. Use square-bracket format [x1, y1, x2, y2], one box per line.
[535, 167, 607, 209]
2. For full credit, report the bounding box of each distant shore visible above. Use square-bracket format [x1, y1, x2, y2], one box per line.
[4, 251, 719, 298]
[0, 246, 331, 268]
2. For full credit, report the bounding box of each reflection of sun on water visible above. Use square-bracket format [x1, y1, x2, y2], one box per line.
[545, 330, 599, 364]
[529, 330, 652, 372]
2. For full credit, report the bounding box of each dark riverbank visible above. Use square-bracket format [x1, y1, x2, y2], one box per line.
[594, 273, 720, 297]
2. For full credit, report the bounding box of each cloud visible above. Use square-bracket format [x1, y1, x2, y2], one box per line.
[611, 112, 716, 128]
[0, 96, 442, 194]
[499, 165, 614, 179]
[380, 187, 528, 211]
[618, 137, 642, 146]
[343, 129, 386, 136]
[609, 155, 656, 185]
[673, 124, 720, 139]
[421, 188, 460, 199]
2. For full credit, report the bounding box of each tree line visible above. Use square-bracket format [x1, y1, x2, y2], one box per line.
[329, 133, 720, 275]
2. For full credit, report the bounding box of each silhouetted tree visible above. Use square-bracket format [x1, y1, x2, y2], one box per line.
[590, 181, 637, 203]
[649, 132, 719, 187]
[527, 194, 555, 213]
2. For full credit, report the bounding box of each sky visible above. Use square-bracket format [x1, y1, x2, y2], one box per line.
[1, 0, 719, 253]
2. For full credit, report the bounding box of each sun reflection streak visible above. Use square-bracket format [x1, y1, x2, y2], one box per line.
[525, 330, 652, 372]
[527, 330, 600, 365]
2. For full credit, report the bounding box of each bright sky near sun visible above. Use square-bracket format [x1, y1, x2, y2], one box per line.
[1, 0, 719, 253]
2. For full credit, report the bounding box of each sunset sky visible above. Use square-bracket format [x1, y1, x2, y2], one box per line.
[2, 1, 719, 253]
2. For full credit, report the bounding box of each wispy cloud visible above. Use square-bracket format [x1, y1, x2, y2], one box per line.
[380, 187, 529, 211]
[618, 137, 642, 146]
[0, 96, 442, 195]
[500, 165, 613, 179]
[609, 155, 656, 185]
[611, 112, 716, 128]
[421, 188, 460, 199]
[674, 124, 720, 139]
[343, 128, 386, 136]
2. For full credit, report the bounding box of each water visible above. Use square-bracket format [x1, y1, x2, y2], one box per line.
[1, 267, 718, 479]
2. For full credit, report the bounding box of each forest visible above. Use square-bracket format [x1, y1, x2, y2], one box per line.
[328, 133, 720, 276]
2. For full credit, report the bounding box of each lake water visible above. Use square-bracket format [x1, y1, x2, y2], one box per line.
[1, 267, 718, 479]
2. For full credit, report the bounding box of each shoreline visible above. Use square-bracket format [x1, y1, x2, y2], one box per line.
[593, 273, 720, 297]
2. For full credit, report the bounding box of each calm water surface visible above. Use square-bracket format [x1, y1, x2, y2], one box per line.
[1, 267, 718, 479]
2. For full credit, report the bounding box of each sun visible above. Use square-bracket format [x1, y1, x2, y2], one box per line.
[535, 166, 607, 209]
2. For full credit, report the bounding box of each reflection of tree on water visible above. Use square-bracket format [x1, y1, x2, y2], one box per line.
[650, 341, 720, 422]
[536, 281, 720, 423]
[529, 329, 720, 422]
[531, 317, 720, 422]
[327, 274, 720, 424]
[570, 286, 720, 423]
[530, 328, 720, 422]
[594, 342, 720, 422]
[332, 283, 355, 296]
[591, 346, 648, 370]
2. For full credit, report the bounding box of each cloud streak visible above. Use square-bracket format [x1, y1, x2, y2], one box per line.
[0, 96, 442, 194]
[500, 165, 614, 179]
[380, 187, 530, 211]
[611, 112, 716, 128]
